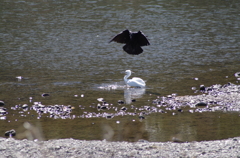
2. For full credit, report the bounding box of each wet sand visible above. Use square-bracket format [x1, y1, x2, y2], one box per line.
[0, 137, 240, 157]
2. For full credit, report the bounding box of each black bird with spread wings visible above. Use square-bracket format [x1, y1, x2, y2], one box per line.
[109, 30, 150, 55]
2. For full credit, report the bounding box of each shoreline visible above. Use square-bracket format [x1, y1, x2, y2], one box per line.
[1, 137, 240, 157]
[1, 83, 240, 157]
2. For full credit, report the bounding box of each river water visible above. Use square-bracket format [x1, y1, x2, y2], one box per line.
[1, 0, 240, 142]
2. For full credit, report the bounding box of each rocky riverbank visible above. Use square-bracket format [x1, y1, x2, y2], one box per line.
[0, 137, 240, 157]
[152, 82, 240, 114]
[1, 82, 240, 157]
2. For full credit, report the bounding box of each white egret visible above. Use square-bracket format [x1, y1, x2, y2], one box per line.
[124, 70, 146, 88]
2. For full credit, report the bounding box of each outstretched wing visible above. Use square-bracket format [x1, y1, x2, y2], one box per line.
[132, 31, 150, 46]
[109, 29, 131, 44]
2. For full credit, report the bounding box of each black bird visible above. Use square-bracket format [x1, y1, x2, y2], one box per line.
[109, 29, 150, 55]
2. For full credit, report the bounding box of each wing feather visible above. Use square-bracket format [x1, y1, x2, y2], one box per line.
[127, 77, 146, 87]
[109, 30, 130, 44]
[132, 31, 150, 46]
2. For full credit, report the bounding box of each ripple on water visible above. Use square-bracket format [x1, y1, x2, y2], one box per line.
[97, 82, 126, 90]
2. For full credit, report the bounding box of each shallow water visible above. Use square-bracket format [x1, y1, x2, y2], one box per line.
[1, 0, 240, 142]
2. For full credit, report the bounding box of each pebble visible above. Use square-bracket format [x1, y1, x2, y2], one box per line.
[191, 87, 196, 90]
[120, 107, 127, 111]
[117, 100, 124, 104]
[196, 102, 207, 107]
[42, 93, 50, 97]
[16, 76, 23, 80]
[22, 104, 28, 109]
[177, 109, 183, 112]
[97, 98, 104, 102]
[106, 114, 113, 119]
[0, 101, 5, 106]
[0, 116, 6, 120]
[0, 107, 7, 115]
[234, 72, 240, 78]
[5, 129, 16, 137]
[199, 85, 205, 91]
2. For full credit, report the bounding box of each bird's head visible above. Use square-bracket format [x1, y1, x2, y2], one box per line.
[125, 70, 131, 75]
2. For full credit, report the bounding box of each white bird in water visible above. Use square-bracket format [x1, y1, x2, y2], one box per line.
[124, 70, 146, 88]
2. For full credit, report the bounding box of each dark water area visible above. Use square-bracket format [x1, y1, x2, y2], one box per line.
[1, 0, 240, 142]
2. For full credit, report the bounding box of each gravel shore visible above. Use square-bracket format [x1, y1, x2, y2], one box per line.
[1, 137, 240, 158]
[1, 83, 240, 157]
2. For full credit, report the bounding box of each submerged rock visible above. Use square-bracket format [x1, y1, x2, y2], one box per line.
[120, 107, 127, 111]
[199, 85, 205, 91]
[0, 101, 5, 106]
[234, 72, 240, 78]
[0, 107, 7, 115]
[177, 109, 183, 112]
[196, 102, 207, 107]
[22, 104, 28, 109]
[97, 98, 105, 102]
[118, 100, 124, 104]
[42, 93, 50, 97]
[5, 129, 16, 137]
[106, 113, 114, 119]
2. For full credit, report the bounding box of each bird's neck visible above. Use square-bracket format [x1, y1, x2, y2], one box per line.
[124, 74, 130, 84]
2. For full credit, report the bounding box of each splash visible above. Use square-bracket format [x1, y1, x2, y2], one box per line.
[98, 82, 126, 90]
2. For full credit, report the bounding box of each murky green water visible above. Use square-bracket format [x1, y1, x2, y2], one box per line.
[1, 0, 240, 142]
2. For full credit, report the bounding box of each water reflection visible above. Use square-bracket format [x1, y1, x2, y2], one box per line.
[97, 83, 146, 104]
[102, 120, 148, 142]
[124, 88, 146, 104]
